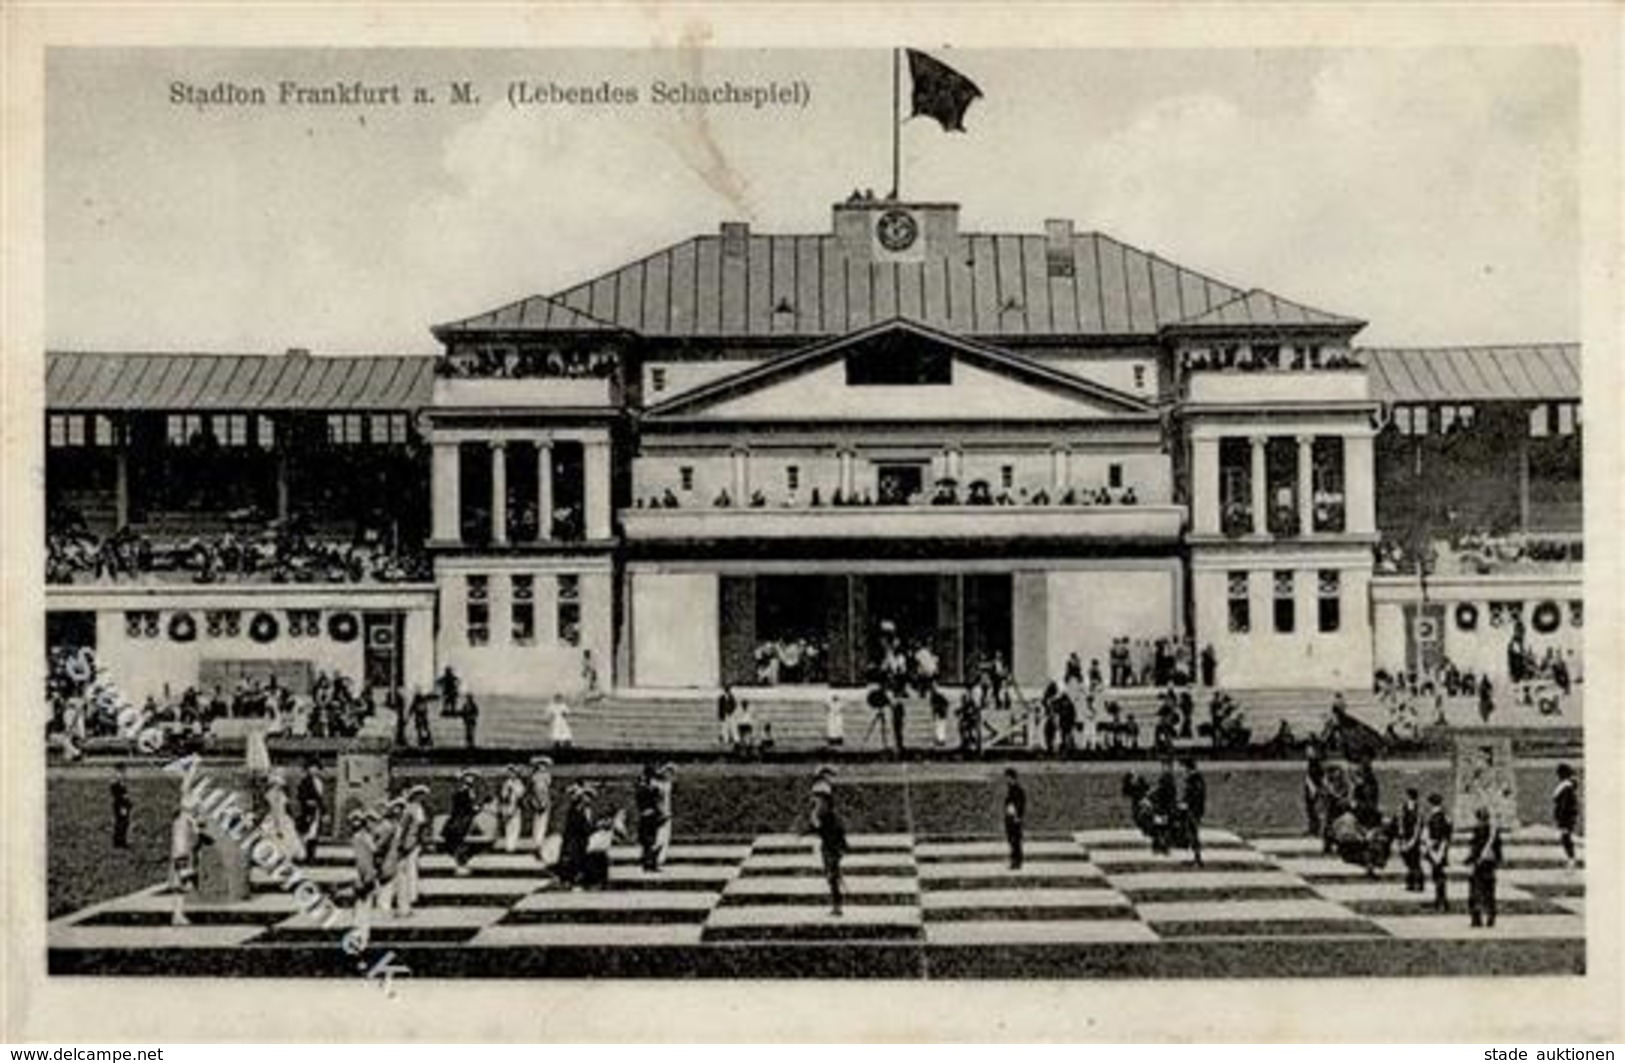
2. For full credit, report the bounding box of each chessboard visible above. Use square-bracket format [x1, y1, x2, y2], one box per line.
[48, 825, 1584, 979]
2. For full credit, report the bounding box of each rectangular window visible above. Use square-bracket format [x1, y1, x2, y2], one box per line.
[326, 413, 369, 445]
[258, 415, 276, 449]
[1227, 571, 1251, 633]
[1557, 402, 1576, 436]
[1000, 465, 1014, 490]
[211, 413, 247, 447]
[1317, 569, 1341, 632]
[1529, 403, 1550, 438]
[466, 575, 490, 646]
[65, 415, 86, 447]
[93, 415, 116, 447]
[786, 465, 800, 492]
[650, 366, 668, 393]
[844, 346, 953, 386]
[1273, 570, 1296, 633]
[679, 466, 695, 492]
[556, 574, 581, 647]
[166, 414, 205, 446]
[511, 575, 535, 644]
[371, 414, 392, 444]
[1108, 463, 1123, 490]
[47, 415, 66, 448]
[1132, 365, 1146, 390]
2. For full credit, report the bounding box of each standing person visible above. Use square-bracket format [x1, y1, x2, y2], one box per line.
[930, 688, 951, 748]
[556, 783, 594, 888]
[717, 685, 738, 748]
[110, 764, 132, 850]
[808, 767, 847, 916]
[442, 770, 480, 877]
[1150, 758, 1179, 855]
[439, 666, 460, 720]
[734, 699, 756, 754]
[1423, 792, 1453, 912]
[394, 784, 430, 916]
[389, 687, 407, 749]
[1396, 787, 1425, 892]
[1303, 745, 1326, 838]
[1003, 768, 1027, 871]
[635, 763, 662, 872]
[294, 758, 325, 853]
[1200, 644, 1217, 688]
[461, 693, 480, 751]
[889, 688, 907, 758]
[1180, 757, 1207, 867]
[824, 689, 845, 748]
[410, 691, 433, 749]
[525, 756, 553, 859]
[1553, 763, 1580, 869]
[168, 804, 207, 926]
[653, 763, 675, 869]
[498, 765, 525, 853]
[1477, 675, 1495, 723]
[348, 809, 380, 946]
[1466, 807, 1503, 928]
[262, 769, 306, 863]
[548, 693, 574, 750]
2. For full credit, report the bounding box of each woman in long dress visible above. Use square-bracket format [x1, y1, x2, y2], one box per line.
[824, 691, 845, 748]
[262, 771, 306, 862]
[548, 694, 574, 749]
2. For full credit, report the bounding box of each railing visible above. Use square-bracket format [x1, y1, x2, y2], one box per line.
[622, 504, 1186, 541]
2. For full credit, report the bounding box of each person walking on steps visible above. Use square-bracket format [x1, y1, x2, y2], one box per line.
[807, 766, 847, 916]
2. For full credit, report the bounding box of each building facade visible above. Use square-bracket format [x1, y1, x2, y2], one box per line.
[44, 197, 1584, 706]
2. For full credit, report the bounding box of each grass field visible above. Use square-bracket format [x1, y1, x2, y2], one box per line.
[47, 757, 1579, 919]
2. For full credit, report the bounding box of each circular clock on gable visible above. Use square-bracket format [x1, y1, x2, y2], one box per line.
[875, 209, 919, 252]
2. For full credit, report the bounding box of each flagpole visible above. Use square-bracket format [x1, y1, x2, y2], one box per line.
[891, 47, 901, 200]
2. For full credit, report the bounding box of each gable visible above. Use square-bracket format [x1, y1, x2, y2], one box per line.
[644, 319, 1155, 423]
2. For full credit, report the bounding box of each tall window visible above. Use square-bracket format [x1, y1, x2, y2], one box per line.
[213, 413, 248, 447]
[1227, 571, 1251, 634]
[93, 415, 116, 447]
[556, 574, 581, 647]
[1273, 570, 1296, 633]
[679, 466, 695, 492]
[257, 415, 277, 449]
[650, 366, 668, 393]
[786, 465, 800, 492]
[1317, 570, 1341, 633]
[1311, 436, 1346, 533]
[326, 413, 366, 445]
[371, 413, 409, 445]
[511, 575, 535, 644]
[466, 575, 490, 646]
[1000, 464, 1014, 490]
[166, 414, 205, 446]
[1108, 463, 1124, 490]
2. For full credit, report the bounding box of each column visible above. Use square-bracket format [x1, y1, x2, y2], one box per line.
[838, 449, 855, 497]
[945, 447, 962, 483]
[431, 439, 461, 544]
[1297, 435, 1315, 537]
[1051, 447, 1070, 492]
[537, 440, 554, 541]
[732, 447, 750, 502]
[1191, 436, 1219, 534]
[113, 421, 130, 529]
[1249, 435, 1268, 536]
[1344, 432, 1376, 535]
[490, 440, 508, 545]
[584, 438, 612, 540]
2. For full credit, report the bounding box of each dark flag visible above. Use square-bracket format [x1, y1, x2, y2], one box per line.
[906, 49, 982, 132]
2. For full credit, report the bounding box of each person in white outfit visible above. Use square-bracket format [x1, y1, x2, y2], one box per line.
[393, 784, 430, 915]
[548, 694, 574, 749]
[526, 756, 553, 858]
[825, 691, 845, 747]
[498, 765, 525, 853]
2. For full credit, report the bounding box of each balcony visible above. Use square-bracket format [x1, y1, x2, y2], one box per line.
[1186, 368, 1369, 407]
[621, 504, 1186, 542]
[433, 377, 614, 410]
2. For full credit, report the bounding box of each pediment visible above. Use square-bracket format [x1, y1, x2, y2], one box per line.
[643, 319, 1155, 423]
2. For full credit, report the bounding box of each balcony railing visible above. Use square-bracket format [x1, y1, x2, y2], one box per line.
[622, 504, 1186, 542]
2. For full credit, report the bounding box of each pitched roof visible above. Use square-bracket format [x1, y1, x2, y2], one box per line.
[434, 230, 1250, 340]
[46, 351, 433, 411]
[1361, 344, 1580, 403]
[643, 317, 1156, 419]
[431, 295, 622, 336]
[1165, 288, 1364, 332]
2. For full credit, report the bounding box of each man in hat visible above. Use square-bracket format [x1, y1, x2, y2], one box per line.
[1003, 767, 1026, 871]
[498, 764, 525, 853]
[442, 770, 480, 877]
[394, 783, 430, 915]
[1553, 763, 1580, 869]
[1396, 787, 1425, 892]
[1466, 807, 1504, 928]
[1423, 792, 1453, 912]
[654, 763, 676, 870]
[808, 767, 847, 916]
[525, 756, 553, 859]
[557, 782, 596, 887]
[347, 808, 380, 945]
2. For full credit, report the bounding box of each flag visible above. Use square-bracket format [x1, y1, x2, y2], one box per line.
[906, 49, 982, 132]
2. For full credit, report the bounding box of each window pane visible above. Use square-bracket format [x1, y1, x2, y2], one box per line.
[48, 416, 65, 448]
[66, 416, 86, 446]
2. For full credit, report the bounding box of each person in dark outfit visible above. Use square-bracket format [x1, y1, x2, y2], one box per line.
[635, 763, 662, 872]
[110, 764, 132, 849]
[439, 666, 460, 719]
[1199, 644, 1217, 688]
[1553, 763, 1580, 869]
[1396, 787, 1425, 892]
[1466, 807, 1503, 928]
[889, 693, 907, 758]
[1180, 757, 1207, 867]
[1423, 792, 1453, 912]
[1150, 758, 1179, 855]
[410, 692, 433, 748]
[461, 694, 480, 750]
[808, 767, 847, 915]
[556, 783, 595, 888]
[1303, 745, 1326, 837]
[442, 770, 481, 877]
[294, 757, 325, 851]
[1351, 756, 1382, 828]
[1004, 768, 1026, 870]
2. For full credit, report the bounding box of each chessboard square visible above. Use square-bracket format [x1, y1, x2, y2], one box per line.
[1504, 868, 1588, 888]
[915, 840, 1086, 860]
[725, 875, 916, 896]
[926, 919, 1158, 945]
[276, 905, 510, 931]
[1075, 828, 1244, 849]
[1249, 836, 1327, 856]
[414, 876, 548, 897]
[512, 890, 717, 912]
[1314, 880, 1534, 904]
[1372, 914, 1584, 940]
[704, 904, 922, 930]
[921, 888, 1130, 910]
[917, 860, 1105, 881]
[252, 865, 352, 888]
[1108, 870, 1307, 893]
[1136, 898, 1360, 924]
[745, 852, 914, 871]
[611, 865, 738, 885]
[470, 923, 704, 947]
[48, 924, 269, 949]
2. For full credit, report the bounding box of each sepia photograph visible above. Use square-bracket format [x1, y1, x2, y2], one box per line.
[5, 4, 1621, 1044]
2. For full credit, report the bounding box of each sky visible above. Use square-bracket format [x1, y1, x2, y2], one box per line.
[45, 47, 1579, 353]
